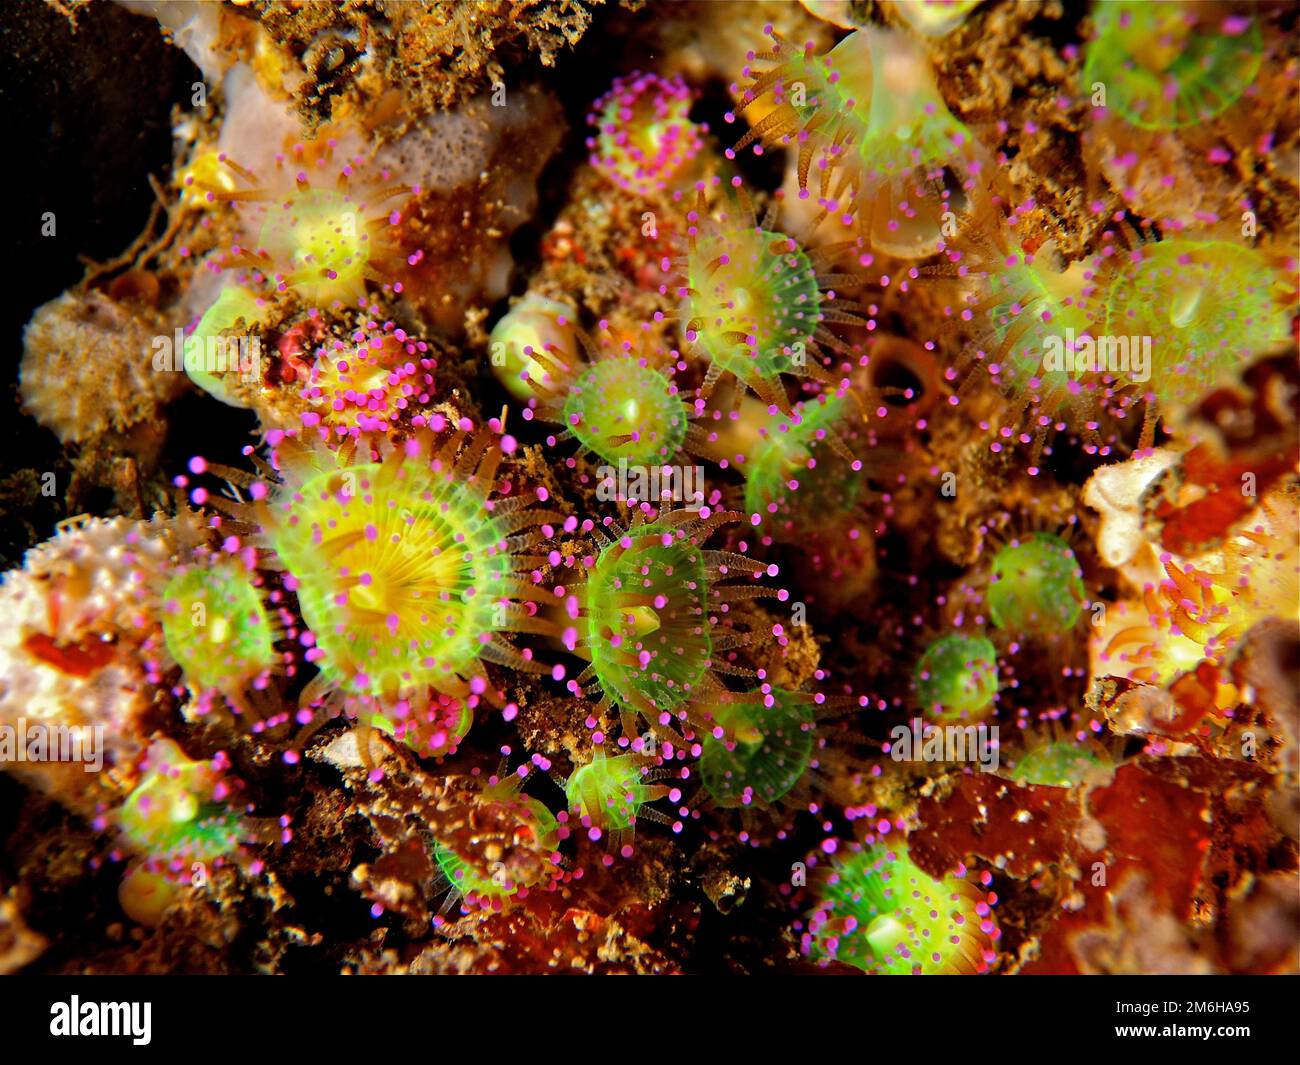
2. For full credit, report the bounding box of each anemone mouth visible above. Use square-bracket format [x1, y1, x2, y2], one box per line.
[562, 360, 688, 466]
[269, 457, 511, 700]
[810, 844, 995, 974]
[868, 335, 937, 411]
[585, 525, 712, 717]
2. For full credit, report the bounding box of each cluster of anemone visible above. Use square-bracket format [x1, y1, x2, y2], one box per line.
[0, 516, 181, 818]
[902, 7, 1287, 463]
[937, 197, 1295, 461]
[904, 530, 1089, 727]
[173, 422, 561, 760]
[1078, 2, 1269, 223]
[1092, 502, 1300, 718]
[172, 134, 428, 415]
[570, 682, 863, 849]
[9, 2, 1295, 973]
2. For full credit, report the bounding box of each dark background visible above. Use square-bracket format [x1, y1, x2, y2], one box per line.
[0, 0, 196, 565]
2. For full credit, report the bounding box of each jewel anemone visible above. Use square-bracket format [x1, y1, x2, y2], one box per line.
[986, 532, 1087, 637]
[661, 179, 863, 413]
[1083, 0, 1262, 131]
[806, 841, 998, 974]
[1101, 239, 1293, 411]
[698, 688, 816, 809]
[587, 71, 705, 198]
[547, 508, 783, 744]
[159, 557, 279, 714]
[250, 425, 561, 730]
[185, 143, 410, 310]
[434, 770, 561, 908]
[564, 746, 672, 851]
[913, 632, 999, 723]
[733, 26, 988, 257]
[518, 325, 704, 469]
[117, 739, 246, 865]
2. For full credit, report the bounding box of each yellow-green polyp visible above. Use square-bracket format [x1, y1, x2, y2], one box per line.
[699, 691, 815, 808]
[161, 562, 276, 697]
[562, 360, 688, 466]
[913, 633, 999, 722]
[807, 842, 996, 974]
[584, 522, 711, 723]
[987, 533, 1085, 636]
[259, 429, 552, 705]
